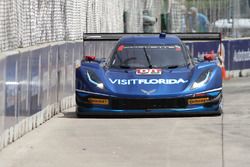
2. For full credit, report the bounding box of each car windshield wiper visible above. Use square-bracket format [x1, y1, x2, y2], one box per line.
[143, 47, 152, 68]
[166, 64, 186, 69]
[167, 65, 179, 69]
[119, 65, 131, 69]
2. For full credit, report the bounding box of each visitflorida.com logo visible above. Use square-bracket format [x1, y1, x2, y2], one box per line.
[109, 78, 188, 85]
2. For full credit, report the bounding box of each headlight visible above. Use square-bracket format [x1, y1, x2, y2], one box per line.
[191, 70, 212, 89]
[86, 70, 104, 89]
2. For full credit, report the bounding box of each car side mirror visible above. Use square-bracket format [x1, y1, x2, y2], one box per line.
[84, 56, 106, 63]
[84, 55, 96, 61]
[204, 53, 215, 61]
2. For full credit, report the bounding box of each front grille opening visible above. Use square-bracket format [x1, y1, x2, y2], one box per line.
[111, 98, 187, 110]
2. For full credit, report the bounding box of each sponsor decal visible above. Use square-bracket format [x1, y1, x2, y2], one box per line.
[188, 97, 209, 105]
[123, 45, 181, 49]
[109, 78, 188, 85]
[233, 49, 250, 62]
[136, 69, 162, 75]
[141, 89, 156, 95]
[87, 98, 109, 105]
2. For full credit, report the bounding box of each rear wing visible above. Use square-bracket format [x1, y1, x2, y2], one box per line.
[83, 33, 222, 41]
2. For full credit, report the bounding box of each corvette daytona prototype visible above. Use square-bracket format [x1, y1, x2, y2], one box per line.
[75, 33, 223, 117]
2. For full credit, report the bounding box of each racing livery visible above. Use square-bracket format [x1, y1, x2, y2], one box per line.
[75, 33, 223, 117]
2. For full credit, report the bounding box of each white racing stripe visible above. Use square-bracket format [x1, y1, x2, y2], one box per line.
[198, 87, 223, 94]
[75, 89, 111, 97]
[75, 87, 222, 97]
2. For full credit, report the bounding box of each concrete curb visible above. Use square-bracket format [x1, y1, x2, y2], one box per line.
[0, 94, 75, 151]
[228, 69, 250, 78]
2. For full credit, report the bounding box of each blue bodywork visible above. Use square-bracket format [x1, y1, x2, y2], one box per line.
[76, 34, 222, 116]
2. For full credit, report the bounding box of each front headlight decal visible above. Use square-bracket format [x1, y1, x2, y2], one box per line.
[191, 70, 212, 90]
[86, 70, 104, 89]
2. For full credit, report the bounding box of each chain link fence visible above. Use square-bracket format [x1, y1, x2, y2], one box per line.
[1, 0, 250, 52]
[0, 0, 162, 52]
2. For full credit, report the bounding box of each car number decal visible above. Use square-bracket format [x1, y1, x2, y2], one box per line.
[136, 69, 162, 75]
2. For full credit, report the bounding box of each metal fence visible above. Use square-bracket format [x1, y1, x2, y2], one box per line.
[0, 0, 162, 52]
[1, 0, 250, 52]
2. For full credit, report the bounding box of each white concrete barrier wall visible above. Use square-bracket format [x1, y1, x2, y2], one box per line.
[0, 41, 81, 150]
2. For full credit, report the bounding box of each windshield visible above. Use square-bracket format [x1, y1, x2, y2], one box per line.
[109, 45, 187, 69]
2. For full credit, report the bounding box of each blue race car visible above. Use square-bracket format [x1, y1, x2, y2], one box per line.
[75, 33, 222, 117]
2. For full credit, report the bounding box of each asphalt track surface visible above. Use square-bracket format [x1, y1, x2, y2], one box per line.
[0, 77, 250, 167]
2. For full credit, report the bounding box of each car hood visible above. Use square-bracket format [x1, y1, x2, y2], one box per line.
[104, 68, 192, 97]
